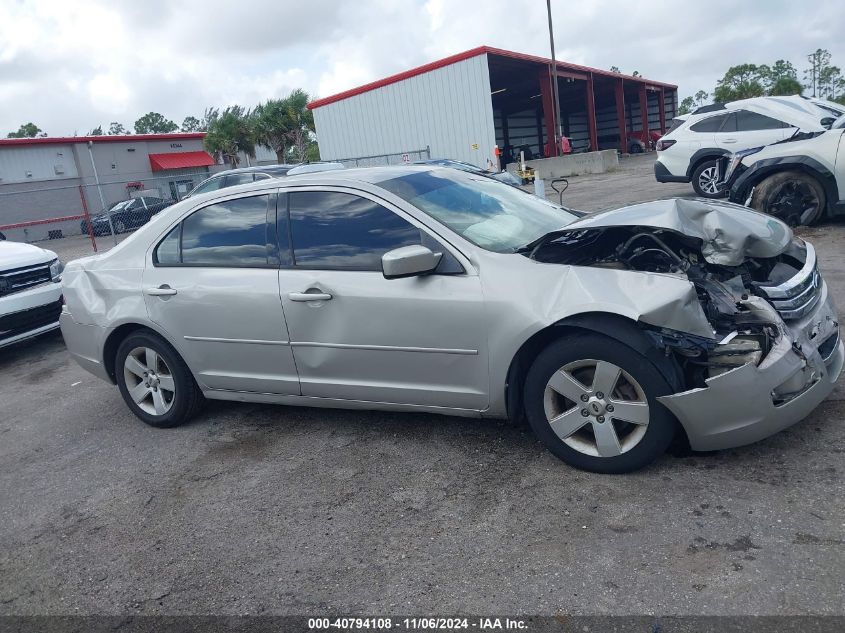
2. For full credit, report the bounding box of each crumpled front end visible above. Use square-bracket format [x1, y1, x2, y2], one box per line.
[659, 280, 842, 450]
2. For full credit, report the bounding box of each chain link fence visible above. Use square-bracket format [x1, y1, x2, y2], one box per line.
[0, 170, 213, 261]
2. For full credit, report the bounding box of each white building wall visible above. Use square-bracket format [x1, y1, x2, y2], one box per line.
[312, 54, 497, 168]
[0, 144, 78, 184]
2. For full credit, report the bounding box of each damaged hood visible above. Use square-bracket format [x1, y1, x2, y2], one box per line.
[562, 198, 792, 266]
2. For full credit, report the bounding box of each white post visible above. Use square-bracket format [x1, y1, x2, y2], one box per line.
[87, 141, 116, 245]
[534, 169, 545, 199]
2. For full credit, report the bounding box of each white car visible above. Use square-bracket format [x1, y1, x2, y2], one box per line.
[0, 234, 64, 348]
[655, 96, 841, 198]
[725, 114, 845, 225]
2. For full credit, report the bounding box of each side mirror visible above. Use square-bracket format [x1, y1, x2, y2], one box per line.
[382, 245, 442, 279]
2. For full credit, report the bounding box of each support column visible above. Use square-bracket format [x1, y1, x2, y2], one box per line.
[639, 84, 650, 142]
[539, 69, 558, 157]
[615, 79, 627, 153]
[585, 75, 598, 152]
[657, 89, 667, 134]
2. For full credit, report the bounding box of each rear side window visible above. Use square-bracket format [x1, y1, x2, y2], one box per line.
[735, 110, 789, 131]
[288, 191, 421, 270]
[689, 114, 728, 133]
[155, 195, 271, 267]
[192, 177, 223, 195]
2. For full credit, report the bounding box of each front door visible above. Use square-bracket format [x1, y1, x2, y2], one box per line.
[143, 192, 299, 395]
[276, 188, 488, 410]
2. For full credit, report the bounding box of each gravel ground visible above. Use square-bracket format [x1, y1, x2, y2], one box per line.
[1, 154, 843, 617]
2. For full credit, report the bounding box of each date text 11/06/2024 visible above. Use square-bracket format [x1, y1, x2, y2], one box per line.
[307, 617, 528, 630]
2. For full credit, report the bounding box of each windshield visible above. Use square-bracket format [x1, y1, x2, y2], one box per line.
[379, 169, 578, 252]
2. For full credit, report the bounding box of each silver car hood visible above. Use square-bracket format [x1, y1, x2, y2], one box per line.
[561, 198, 793, 266]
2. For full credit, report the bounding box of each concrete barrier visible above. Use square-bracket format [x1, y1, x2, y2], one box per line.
[507, 150, 619, 179]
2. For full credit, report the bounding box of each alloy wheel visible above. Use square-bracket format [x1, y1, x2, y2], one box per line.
[543, 359, 650, 457]
[769, 181, 821, 226]
[698, 165, 722, 196]
[123, 347, 175, 416]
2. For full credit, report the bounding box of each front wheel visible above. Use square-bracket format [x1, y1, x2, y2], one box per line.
[115, 331, 204, 428]
[523, 334, 677, 473]
[691, 159, 727, 198]
[750, 171, 826, 226]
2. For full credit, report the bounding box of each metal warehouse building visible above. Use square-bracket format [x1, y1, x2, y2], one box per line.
[309, 46, 678, 168]
[0, 133, 220, 241]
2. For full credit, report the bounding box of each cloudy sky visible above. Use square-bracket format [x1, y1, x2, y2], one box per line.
[1, 0, 844, 136]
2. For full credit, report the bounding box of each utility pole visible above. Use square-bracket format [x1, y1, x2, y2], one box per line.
[546, 0, 562, 155]
[87, 141, 116, 245]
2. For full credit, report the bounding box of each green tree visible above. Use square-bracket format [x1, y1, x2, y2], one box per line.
[632, 70, 641, 77]
[819, 65, 844, 100]
[765, 59, 798, 92]
[714, 64, 768, 102]
[108, 122, 127, 135]
[7, 122, 45, 138]
[88, 125, 103, 136]
[769, 76, 803, 96]
[253, 89, 315, 164]
[203, 105, 255, 167]
[678, 96, 695, 115]
[609, 66, 620, 73]
[134, 112, 178, 134]
[804, 49, 832, 97]
[694, 90, 709, 107]
[180, 116, 203, 132]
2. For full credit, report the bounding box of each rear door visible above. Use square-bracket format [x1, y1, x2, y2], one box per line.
[714, 110, 792, 151]
[276, 187, 489, 410]
[143, 191, 300, 395]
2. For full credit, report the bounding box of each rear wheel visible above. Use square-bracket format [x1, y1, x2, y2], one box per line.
[691, 159, 727, 198]
[115, 331, 204, 428]
[750, 171, 826, 226]
[113, 218, 126, 234]
[524, 334, 676, 473]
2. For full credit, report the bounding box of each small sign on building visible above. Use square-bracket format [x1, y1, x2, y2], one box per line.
[401, 153, 410, 163]
[471, 143, 479, 150]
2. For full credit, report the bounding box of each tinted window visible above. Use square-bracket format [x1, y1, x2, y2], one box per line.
[736, 110, 788, 131]
[155, 225, 180, 265]
[288, 191, 421, 270]
[719, 112, 737, 133]
[180, 195, 270, 267]
[690, 114, 728, 133]
[254, 173, 272, 181]
[224, 173, 255, 187]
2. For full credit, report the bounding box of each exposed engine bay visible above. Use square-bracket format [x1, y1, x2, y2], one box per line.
[527, 224, 825, 392]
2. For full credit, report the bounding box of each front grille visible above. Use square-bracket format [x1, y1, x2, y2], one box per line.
[0, 299, 62, 339]
[0, 262, 52, 297]
[756, 242, 822, 320]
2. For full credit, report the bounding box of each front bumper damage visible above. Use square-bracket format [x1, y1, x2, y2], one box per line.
[658, 280, 843, 451]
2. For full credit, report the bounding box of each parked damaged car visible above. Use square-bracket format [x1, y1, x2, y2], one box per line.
[724, 113, 845, 225]
[60, 167, 842, 473]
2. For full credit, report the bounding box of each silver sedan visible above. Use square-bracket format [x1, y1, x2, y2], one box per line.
[60, 166, 843, 473]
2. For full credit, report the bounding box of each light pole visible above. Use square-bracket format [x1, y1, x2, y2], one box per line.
[87, 141, 117, 245]
[546, 0, 562, 154]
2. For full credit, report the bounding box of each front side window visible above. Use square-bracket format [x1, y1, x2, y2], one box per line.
[288, 191, 421, 270]
[224, 173, 255, 187]
[156, 194, 270, 267]
[191, 177, 223, 196]
[736, 110, 789, 131]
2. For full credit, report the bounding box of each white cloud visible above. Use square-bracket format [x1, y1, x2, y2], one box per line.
[1, 0, 843, 136]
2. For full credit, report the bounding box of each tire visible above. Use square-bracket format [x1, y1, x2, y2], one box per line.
[750, 170, 826, 226]
[113, 219, 126, 234]
[523, 333, 677, 474]
[628, 142, 644, 154]
[691, 158, 727, 198]
[115, 330, 204, 428]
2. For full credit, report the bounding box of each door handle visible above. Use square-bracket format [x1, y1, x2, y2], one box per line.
[288, 291, 332, 302]
[722, 138, 737, 143]
[144, 285, 178, 296]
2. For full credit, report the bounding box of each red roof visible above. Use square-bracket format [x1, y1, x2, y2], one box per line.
[149, 150, 215, 172]
[308, 45, 676, 109]
[0, 132, 205, 147]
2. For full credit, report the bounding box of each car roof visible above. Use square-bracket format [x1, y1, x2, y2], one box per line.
[687, 95, 828, 132]
[209, 164, 299, 177]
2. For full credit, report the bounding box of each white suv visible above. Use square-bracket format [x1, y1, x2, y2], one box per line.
[0, 234, 64, 348]
[655, 96, 843, 198]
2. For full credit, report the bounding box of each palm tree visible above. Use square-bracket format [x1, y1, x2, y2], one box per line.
[253, 89, 315, 164]
[203, 106, 255, 168]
